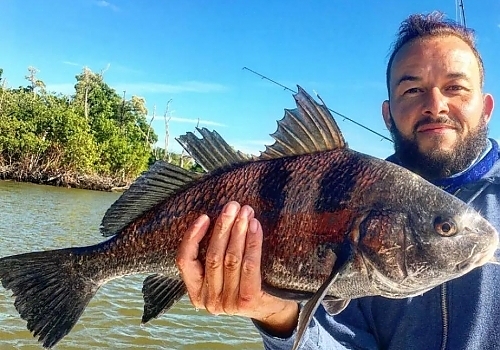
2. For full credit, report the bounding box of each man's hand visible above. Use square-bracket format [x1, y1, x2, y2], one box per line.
[176, 201, 299, 337]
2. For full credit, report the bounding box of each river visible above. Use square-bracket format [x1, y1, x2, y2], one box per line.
[0, 180, 263, 349]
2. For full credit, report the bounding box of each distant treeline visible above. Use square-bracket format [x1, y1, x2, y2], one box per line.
[0, 67, 201, 191]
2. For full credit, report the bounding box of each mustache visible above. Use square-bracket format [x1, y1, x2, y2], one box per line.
[413, 116, 461, 132]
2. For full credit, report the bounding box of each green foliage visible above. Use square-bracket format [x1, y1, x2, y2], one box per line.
[149, 148, 205, 174]
[0, 66, 186, 182]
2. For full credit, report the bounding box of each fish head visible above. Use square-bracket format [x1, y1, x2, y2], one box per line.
[356, 180, 498, 298]
[402, 202, 498, 295]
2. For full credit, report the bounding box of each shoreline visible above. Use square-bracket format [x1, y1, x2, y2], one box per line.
[0, 166, 131, 192]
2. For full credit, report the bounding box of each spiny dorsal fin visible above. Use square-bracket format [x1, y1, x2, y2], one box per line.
[100, 161, 199, 237]
[176, 127, 252, 172]
[260, 85, 346, 160]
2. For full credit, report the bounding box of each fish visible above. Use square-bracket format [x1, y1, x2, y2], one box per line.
[0, 86, 498, 350]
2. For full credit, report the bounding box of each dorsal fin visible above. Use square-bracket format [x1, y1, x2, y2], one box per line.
[101, 86, 343, 237]
[259, 85, 346, 160]
[100, 161, 199, 237]
[176, 127, 252, 172]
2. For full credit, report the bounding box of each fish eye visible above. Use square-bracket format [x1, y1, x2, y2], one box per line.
[434, 217, 458, 237]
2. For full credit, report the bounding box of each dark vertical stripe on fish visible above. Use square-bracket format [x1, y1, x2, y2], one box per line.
[315, 155, 357, 212]
[258, 158, 292, 232]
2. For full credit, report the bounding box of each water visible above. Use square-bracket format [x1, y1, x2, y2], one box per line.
[0, 181, 263, 349]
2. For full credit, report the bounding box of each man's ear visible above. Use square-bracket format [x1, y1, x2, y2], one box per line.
[382, 100, 392, 130]
[483, 93, 494, 124]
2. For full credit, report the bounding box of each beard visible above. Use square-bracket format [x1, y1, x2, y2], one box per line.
[389, 114, 489, 181]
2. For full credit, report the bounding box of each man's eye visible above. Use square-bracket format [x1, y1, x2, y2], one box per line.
[447, 85, 465, 91]
[404, 87, 421, 94]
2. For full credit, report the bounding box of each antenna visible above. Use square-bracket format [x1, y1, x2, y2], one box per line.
[242, 67, 392, 143]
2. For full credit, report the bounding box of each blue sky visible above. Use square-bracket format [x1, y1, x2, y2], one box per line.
[2, 0, 500, 158]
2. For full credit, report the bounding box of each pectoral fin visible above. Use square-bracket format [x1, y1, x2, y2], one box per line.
[292, 242, 353, 350]
[322, 298, 351, 315]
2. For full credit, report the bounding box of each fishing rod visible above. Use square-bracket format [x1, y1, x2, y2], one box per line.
[456, 0, 467, 27]
[242, 67, 393, 143]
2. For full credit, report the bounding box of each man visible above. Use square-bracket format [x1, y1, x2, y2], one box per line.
[176, 12, 499, 349]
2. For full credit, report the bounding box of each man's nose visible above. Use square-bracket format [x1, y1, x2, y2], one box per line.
[422, 87, 450, 117]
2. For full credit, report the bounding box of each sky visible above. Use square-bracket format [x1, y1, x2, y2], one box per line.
[2, 0, 500, 158]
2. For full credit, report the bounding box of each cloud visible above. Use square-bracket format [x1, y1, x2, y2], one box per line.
[96, 1, 119, 11]
[62, 61, 81, 67]
[150, 116, 226, 127]
[113, 81, 228, 94]
[60, 62, 141, 75]
[45, 80, 227, 97]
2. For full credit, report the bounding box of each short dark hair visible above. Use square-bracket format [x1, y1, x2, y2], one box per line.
[386, 12, 484, 94]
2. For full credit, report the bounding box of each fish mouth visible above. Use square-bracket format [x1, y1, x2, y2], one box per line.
[454, 246, 496, 273]
[452, 213, 499, 273]
[454, 258, 473, 272]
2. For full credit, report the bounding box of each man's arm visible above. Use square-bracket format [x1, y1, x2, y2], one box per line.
[256, 300, 380, 350]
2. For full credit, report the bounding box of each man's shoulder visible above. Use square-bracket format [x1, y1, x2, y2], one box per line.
[484, 156, 500, 182]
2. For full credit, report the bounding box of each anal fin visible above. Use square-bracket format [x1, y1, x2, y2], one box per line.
[142, 274, 186, 323]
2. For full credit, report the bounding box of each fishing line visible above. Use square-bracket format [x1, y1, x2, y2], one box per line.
[242, 66, 393, 143]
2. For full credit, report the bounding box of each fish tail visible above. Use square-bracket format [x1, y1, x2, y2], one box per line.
[0, 248, 99, 348]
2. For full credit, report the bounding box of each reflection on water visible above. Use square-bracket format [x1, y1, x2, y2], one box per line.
[0, 180, 263, 349]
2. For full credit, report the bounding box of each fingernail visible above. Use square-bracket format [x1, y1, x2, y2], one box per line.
[193, 214, 208, 227]
[249, 218, 259, 233]
[240, 205, 254, 218]
[223, 202, 239, 216]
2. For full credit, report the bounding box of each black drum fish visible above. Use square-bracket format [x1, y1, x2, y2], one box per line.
[0, 87, 497, 349]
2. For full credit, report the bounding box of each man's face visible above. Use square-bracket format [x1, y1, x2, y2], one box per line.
[382, 35, 494, 180]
